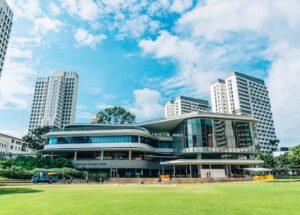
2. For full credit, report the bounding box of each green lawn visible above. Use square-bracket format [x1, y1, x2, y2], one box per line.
[0, 182, 299, 215]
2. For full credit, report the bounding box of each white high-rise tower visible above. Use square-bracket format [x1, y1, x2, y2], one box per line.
[165, 96, 210, 118]
[210, 72, 278, 154]
[0, 0, 13, 79]
[29, 71, 79, 130]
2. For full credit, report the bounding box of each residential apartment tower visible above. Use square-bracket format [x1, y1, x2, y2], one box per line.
[29, 71, 79, 130]
[165, 96, 210, 118]
[0, 0, 13, 79]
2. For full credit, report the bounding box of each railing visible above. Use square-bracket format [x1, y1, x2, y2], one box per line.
[50, 126, 150, 133]
[181, 146, 258, 154]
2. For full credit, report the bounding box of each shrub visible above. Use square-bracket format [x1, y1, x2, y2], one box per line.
[0, 166, 34, 179]
[0, 159, 12, 169]
[88, 172, 108, 183]
[12, 156, 73, 170]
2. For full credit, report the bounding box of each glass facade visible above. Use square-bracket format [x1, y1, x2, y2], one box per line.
[46, 135, 173, 149]
[47, 135, 139, 145]
[172, 118, 257, 155]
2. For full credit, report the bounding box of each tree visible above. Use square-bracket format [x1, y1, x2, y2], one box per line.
[92, 106, 136, 124]
[23, 126, 56, 150]
[275, 153, 291, 168]
[290, 145, 300, 167]
[259, 154, 276, 168]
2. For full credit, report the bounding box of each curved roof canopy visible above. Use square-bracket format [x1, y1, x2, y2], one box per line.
[61, 112, 258, 133]
[138, 112, 258, 132]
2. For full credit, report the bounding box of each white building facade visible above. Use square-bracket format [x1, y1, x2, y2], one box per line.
[165, 96, 210, 118]
[0, 133, 33, 155]
[0, 0, 13, 79]
[210, 79, 229, 114]
[210, 72, 278, 154]
[29, 71, 79, 130]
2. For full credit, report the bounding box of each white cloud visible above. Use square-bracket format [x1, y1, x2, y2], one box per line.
[49, 2, 61, 17]
[130, 88, 164, 119]
[7, 0, 41, 20]
[139, 31, 220, 96]
[170, 0, 193, 13]
[89, 87, 103, 94]
[78, 0, 99, 21]
[0, 56, 35, 110]
[74, 28, 106, 48]
[139, 30, 199, 62]
[96, 103, 113, 109]
[8, 47, 32, 59]
[0, 129, 26, 139]
[177, 0, 300, 42]
[78, 112, 95, 120]
[123, 52, 137, 58]
[60, 0, 99, 21]
[33, 17, 63, 35]
[117, 15, 157, 39]
[58, 0, 188, 39]
[267, 44, 300, 145]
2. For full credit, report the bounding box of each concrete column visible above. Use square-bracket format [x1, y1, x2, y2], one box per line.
[129, 150, 132, 160]
[73, 151, 77, 161]
[225, 165, 229, 177]
[162, 166, 164, 174]
[101, 150, 104, 161]
[138, 136, 141, 143]
[173, 165, 176, 178]
[189, 164, 192, 178]
[198, 165, 202, 178]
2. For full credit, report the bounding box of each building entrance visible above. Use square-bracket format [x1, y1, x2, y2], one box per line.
[110, 169, 118, 178]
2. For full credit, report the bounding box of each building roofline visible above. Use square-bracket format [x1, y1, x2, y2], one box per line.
[138, 112, 258, 131]
[211, 79, 225, 85]
[176, 96, 209, 105]
[61, 112, 258, 133]
[228, 71, 265, 85]
[0, 132, 26, 142]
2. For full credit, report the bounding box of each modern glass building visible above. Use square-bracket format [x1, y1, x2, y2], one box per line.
[42, 112, 263, 178]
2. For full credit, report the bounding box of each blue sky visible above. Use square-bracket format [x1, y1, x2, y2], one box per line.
[0, 0, 299, 147]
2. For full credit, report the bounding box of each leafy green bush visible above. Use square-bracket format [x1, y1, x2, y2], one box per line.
[0, 159, 12, 169]
[88, 172, 108, 183]
[12, 156, 73, 170]
[0, 166, 35, 179]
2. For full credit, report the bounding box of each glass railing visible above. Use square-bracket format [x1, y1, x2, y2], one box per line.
[49, 126, 150, 134]
[181, 146, 258, 154]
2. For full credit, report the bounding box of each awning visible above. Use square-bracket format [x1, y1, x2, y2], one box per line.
[160, 159, 264, 166]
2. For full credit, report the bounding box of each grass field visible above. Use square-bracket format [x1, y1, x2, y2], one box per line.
[0, 181, 300, 215]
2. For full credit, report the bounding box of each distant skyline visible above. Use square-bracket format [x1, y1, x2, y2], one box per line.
[0, 0, 299, 147]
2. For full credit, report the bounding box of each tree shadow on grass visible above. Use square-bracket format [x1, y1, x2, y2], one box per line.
[0, 187, 43, 195]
